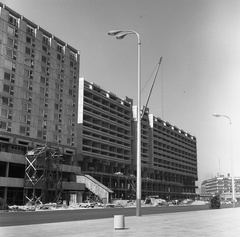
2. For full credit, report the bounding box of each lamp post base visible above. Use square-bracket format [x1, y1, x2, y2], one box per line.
[136, 198, 141, 216]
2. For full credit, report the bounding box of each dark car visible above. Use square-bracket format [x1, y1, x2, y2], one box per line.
[209, 195, 221, 209]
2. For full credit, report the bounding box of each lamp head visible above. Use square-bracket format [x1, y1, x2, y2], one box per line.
[212, 113, 221, 117]
[108, 30, 123, 36]
[116, 33, 129, 40]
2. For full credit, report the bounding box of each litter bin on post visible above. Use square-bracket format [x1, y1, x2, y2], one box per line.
[114, 215, 125, 230]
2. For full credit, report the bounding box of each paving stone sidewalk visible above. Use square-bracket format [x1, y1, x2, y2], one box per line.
[1, 207, 240, 237]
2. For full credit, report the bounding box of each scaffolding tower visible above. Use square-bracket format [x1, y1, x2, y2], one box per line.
[24, 144, 63, 204]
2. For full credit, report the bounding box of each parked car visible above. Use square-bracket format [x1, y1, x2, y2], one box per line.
[79, 200, 95, 208]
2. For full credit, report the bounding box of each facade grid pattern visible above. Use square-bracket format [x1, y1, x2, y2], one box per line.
[0, 4, 84, 205]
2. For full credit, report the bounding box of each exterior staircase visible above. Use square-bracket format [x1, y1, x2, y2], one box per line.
[77, 174, 113, 204]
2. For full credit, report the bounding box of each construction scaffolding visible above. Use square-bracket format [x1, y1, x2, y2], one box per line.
[24, 144, 63, 204]
[127, 174, 136, 199]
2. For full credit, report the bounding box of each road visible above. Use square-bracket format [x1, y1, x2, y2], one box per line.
[0, 203, 238, 227]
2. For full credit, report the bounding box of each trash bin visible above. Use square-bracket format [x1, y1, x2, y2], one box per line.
[114, 215, 125, 230]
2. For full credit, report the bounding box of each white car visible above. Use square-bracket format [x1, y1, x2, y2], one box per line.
[79, 200, 95, 208]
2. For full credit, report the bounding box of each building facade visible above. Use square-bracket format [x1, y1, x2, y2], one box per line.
[201, 175, 240, 201]
[0, 4, 84, 205]
[77, 78, 198, 200]
[0, 4, 198, 205]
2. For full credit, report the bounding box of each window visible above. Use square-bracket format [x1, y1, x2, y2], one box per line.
[55, 124, 61, 132]
[57, 53, 62, 61]
[19, 126, 30, 136]
[67, 138, 71, 145]
[39, 87, 45, 95]
[21, 91, 32, 101]
[70, 61, 74, 68]
[7, 37, 18, 49]
[70, 51, 77, 61]
[24, 58, 33, 67]
[20, 114, 28, 123]
[58, 114, 62, 122]
[68, 108, 73, 115]
[26, 25, 35, 37]
[4, 72, 15, 83]
[42, 55, 47, 63]
[21, 103, 31, 112]
[25, 47, 31, 55]
[57, 43, 64, 53]
[1, 109, 8, 118]
[8, 14, 18, 27]
[7, 37, 14, 47]
[55, 93, 60, 100]
[7, 26, 14, 35]
[2, 108, 12, 120]
[25, 47, 34, 57]
[4, 72, 11, 81]
[3, 84, 14, 95]
[67, 98, 73, 106]
[38, 108, 44, 116]
[54, 103, 59, 111]
[41, 66, 46, 74]
[0, 121, 9, 130]
[4, 59, 16, 71]
[37, 130, 43, 138]
[38, 119, 43, 128]
[24, 69, 33, 79]
[55, 94, 62, 102]
[68, 118, 72, 125]
[2, 96, 10, 106]
[6, 48, 17, 60]
[39, 98, 45, 106]
[40, 76, 48, 86]
[53, 134, 58, 142]
[43, 35, 50, 45]
[40, 76, 46, 84]
[42, 45, 48, 52]
[0, 121, 7, 130]
[23, 80, 33, 90]
[26, 36, 35, 47]
[55, 83, 60, 91]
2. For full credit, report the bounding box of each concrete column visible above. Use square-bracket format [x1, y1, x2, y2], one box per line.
[4, 187, 8, 202]
[6, 162, 9, 177]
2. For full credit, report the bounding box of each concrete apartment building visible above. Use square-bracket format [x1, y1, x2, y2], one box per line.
[0, 4, 198, 205]
[0, 4, 84, 205]
[201, 175, 240, 201]
[77, 78, 198, 200]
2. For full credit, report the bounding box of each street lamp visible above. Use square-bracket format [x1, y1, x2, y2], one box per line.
[212, 113, 235, 208]
[108, 30, 142, 216]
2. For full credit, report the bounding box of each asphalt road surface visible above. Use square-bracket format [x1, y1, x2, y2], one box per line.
[0, 203, 238, 227]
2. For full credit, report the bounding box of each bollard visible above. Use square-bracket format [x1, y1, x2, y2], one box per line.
[114, 215, 125, 230]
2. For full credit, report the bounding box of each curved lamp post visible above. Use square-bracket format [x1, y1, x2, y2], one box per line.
[212, 113, 235, 208]
[108, 30, 141, 216]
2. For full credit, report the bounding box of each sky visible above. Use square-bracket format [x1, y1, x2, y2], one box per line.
[2, 0, 240, 186]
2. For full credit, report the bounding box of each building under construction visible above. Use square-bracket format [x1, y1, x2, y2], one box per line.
[77, 78, 198, 201]
[0, 4, 198, 206]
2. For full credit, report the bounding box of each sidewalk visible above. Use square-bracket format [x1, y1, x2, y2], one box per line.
[1, 207, 240, 237]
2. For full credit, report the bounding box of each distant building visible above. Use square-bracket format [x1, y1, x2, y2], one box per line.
[201, 174, 240, 201]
